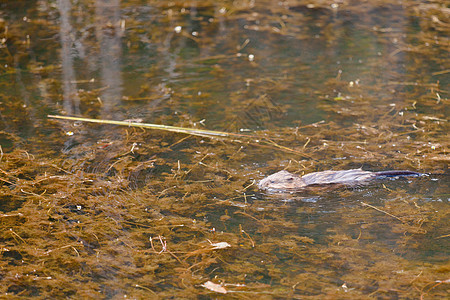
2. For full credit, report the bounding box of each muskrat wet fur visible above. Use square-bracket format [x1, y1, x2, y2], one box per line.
[258, 169, 422, 192]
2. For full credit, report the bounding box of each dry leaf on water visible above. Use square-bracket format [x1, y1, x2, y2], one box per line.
[201, 281, 227, 294]
[209, 241, 231, 249]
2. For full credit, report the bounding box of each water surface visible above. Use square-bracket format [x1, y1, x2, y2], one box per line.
[0, 0, 448, 298]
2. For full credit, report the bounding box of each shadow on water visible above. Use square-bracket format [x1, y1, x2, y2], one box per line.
[0, 0, 448, 298]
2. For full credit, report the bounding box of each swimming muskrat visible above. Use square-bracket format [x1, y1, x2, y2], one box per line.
[258, 169, 422, 192]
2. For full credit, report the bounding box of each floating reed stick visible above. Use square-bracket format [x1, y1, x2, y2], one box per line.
[48, 115, 250, 139]
[47, 114, 309, 156]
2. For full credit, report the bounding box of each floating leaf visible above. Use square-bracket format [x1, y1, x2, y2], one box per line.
[209, 241, 231, 249]
[201, 281, 227, 294]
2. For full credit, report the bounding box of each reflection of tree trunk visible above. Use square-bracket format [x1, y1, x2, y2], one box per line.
[58, 0, 80, 115]
[95, 0, 123, 119]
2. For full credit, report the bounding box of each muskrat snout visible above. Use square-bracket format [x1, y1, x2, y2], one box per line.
[258, 170, 306, 191]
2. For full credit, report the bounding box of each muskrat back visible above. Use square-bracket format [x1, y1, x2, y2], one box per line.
[258, 169, 421, 192]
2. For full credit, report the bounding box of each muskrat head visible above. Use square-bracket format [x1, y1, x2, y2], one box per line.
[258, 170, 306, 191]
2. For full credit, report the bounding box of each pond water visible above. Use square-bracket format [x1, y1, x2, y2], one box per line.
[0, 0, 448, 298]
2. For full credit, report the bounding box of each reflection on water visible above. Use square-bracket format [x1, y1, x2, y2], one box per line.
[95, 0, 123, 118]
[58, 0, 80, 116]
[0, 0, 448, 298]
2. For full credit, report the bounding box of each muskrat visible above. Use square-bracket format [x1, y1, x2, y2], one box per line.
[258, 169, 422, 192]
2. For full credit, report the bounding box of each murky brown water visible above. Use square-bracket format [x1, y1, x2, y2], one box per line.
[0, 0, 449, 298]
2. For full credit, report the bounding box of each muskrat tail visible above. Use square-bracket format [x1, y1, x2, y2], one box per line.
[375, 170, 424, 177]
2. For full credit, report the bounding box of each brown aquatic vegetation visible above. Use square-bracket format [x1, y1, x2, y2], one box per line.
[0, 0, 449, 298]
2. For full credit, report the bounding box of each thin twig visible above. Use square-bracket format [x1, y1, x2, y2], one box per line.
[361, 202, 403, 223]
[48, 115, 250, 139]
[239, 224, 255, 247]
[48, 114, 311, 157]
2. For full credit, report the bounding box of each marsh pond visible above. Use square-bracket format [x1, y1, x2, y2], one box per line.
[0, 0, 449, 298]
